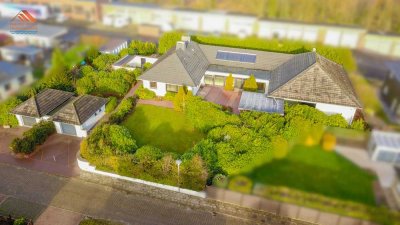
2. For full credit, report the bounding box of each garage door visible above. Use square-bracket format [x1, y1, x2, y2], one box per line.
[60, 123, 77, 136]
[22, 116, 37, 127]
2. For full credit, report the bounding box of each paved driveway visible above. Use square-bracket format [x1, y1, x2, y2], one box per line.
[0, 127, 81, 177]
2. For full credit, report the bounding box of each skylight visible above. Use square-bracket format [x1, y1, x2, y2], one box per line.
[216, 51, 256, 63]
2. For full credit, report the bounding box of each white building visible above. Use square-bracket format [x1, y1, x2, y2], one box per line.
[12, 89, 107, 138]
[0, 61, 33, 101]
[139, 36, 361, 123]
[112, 54, 158, 71]
[369, 130, 400, 166]
[0, 45, 43, 65]
[99, 38, 128, 55]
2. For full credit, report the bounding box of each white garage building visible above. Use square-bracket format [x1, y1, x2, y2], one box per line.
[12, 89, 107, 138]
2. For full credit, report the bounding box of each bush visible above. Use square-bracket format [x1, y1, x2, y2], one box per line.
[76, 76, 95, 95]
[243, 74, 258, 92]
[13, 218, 25, 225]
[163, 92, 176, 101]
[322, 132, 336, 151]
[135, 85, 156, 100]
[93, 54, 119, 71]
[351, 119, 366, 131]
[228, 176, 253, 194]
[143, 62, 152, 71]
[0, 98, 22, 127]
[224, 74, 234, 91]
[272, 136, 289, 159]
[158, 31, 182, 54]
[109, 96, 137, 123]
[212, 174, 228, 188]
[326, 114, 348, 128]
[105, 97, 118, 113]
[173, 86, 191, 111]
[10, 121, 55, 154]
[180, 155, 208, 191]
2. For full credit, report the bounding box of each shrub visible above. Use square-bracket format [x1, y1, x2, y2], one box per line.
[10, 121, 55, 154]
[0, 98, 22, 127]
[224, 74, 234, 91]
[158, 31, 182, 54]
[322, 132, 336, 151]
[243, 74, 258, 92]
[105, 97, 118, 113]
[143, 62, 152, 71]
[76, 76, 95, 95]
[351, 119, 366, 131]
[109, 96, 137, 123]
[272, 135, 289, 159]
[93, 54, 119, 71]
[86, 124, 137, 156]
[228, 176, 253, 194]
[135, 85, 156, 100]
[181, 155, 208, 191]
[173, 86, 190, 111]
[163, 92, 176, 101]
[326, 114, 348, 128]
[212, 174, 228, 188]
[13, 218, 25, 225]
[85, 46, 99, 63]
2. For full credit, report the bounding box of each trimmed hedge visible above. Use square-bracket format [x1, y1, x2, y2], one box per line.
[109, 96, 137, 124]
[105, 96, 118, 113]
[135, 85, 156, 100]
[10, 121, 55, 154]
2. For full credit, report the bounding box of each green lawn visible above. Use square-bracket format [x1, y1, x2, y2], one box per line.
[122, 105, 204, 153]
[247, 146, 377, 205]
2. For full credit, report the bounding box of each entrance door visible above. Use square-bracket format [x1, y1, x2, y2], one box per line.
[214, 76, 225, 86]
[60, 123, 77, 136]
[234, 78, 244, 89]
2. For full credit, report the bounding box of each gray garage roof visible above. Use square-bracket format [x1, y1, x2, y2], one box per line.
[12, 89, 74, 117]
[239, 91, 284, 114]
[0, 61, 31, 84]
[371, 130, 400, 150]
[385, 61, 400, 83]
[52, 95, 108, 125]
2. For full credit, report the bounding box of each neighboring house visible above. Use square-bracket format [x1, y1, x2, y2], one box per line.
[140, 36, 361, 123]
[0, 18, 67, 48]
[112, 54, 158, 71]
[368, 130, 400, 208]
[0, 44, 43, 65]
[368, 130, 400, 166]
[12, 89, 107, 137]
[0, 61, 33, 100]
[99, 38, 128, 55]
[381, 62, 400, 124]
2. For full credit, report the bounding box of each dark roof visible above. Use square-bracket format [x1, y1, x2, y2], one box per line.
[52, 95, 108, 125]
[385, 61, 400, 82]
[141, 41, 361, 108]
[100, 38, 128, 52]
[12, 89, 74, 117]
[269, 54, 362, 108]
[0, 61, 31, 84]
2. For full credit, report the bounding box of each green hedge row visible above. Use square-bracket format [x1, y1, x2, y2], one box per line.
[10, 121, 55, 154]
[109, 96, 137, 124]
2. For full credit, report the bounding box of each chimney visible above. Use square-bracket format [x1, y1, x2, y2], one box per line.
[176, 41, 186, 51]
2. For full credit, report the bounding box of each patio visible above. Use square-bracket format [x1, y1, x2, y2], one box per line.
[197, 86, 242, 114]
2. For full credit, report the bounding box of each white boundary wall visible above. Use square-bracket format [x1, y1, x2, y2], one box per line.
[77, 153, 206, 198]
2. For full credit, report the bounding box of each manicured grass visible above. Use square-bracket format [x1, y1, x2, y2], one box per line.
[122, 105, 204, 153]
[247, 146, 377, 205]
[79, 218, 123, 225]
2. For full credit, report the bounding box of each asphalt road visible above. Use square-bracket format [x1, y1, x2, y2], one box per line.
[0, 163, 256, 225]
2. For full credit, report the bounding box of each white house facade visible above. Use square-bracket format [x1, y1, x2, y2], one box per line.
[0, 61, 34, 101]
[139, 36, 361, 124]
[12, 89, 107, 138]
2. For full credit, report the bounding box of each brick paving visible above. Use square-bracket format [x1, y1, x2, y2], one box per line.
[137, 99, 174, 108]
[197, 86, 241, 114]
[0, 128, 81, 177]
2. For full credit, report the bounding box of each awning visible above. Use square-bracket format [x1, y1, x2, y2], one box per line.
[239, 91, 284, 114]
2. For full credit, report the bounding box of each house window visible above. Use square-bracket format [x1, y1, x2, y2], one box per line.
[214, 76, 225, 86]
[166, 84, 179, 92]
[19, 76, 26, 85]
[204, 75, 213, 85]
[150, 82, 157, 89]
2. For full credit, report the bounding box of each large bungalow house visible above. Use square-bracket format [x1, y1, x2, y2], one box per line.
[140, 36, 361, 123]
[381, 62, 400, 124]
[12, 89, 107, 137]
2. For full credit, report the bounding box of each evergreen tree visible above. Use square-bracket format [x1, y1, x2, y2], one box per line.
[243, 75, 258, 92]
[224, 74, 234, 91]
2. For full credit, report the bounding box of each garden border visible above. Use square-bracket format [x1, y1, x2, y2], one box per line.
[76, 152, 206, 198]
